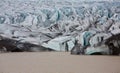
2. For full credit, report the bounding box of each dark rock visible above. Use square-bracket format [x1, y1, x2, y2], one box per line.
[71, 40, 85, 55]
[0, 35, 55, 52]
[105, 33, 120, 55]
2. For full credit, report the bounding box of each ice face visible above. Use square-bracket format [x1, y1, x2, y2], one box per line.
[0, 0, 120, 51]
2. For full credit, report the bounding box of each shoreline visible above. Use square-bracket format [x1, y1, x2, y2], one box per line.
[0, 52, 120, 73]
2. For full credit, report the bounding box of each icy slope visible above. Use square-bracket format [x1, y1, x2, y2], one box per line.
[0, 0, 120, 51]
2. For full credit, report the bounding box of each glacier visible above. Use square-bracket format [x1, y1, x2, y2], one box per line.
[0, 0, 120, 52]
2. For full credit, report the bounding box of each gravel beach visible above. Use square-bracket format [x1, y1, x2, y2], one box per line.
[0, 52, 120, 73]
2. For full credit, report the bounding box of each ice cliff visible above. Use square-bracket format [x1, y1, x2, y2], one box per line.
[0, 0, 120, 51]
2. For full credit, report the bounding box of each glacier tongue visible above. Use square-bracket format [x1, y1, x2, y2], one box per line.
[0, 0, 120, 51]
